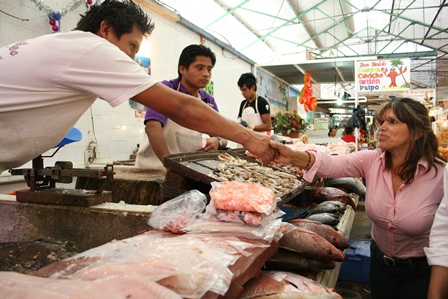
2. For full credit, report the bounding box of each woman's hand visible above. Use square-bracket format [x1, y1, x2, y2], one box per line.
[270, 140, 314, 170]
[270, 140, 295, 164]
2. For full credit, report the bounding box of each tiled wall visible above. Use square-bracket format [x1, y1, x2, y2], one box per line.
[0, 0, 251, 173]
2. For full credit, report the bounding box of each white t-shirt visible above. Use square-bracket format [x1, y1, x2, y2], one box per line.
[0, 31, 157, 172]
[424, 164, 448, 268]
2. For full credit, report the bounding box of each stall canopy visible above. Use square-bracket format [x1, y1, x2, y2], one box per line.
[148, 0, 448, 91]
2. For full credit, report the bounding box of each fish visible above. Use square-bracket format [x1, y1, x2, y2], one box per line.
[309, 201, 346, 216]
[288, 219, 350, 250]
[310, 187, 357, 210]
[324, 177, 366, 200]
[266, 248, 336, 273]
[239, 270, 343, 299]
[0, 271, 183, 299]
[208, 153, 301, 198]
[306, 213, 340, 226]
[279, 227, 346, 262]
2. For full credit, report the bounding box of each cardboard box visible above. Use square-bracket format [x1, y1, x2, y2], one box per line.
[338, 240, 371, 284]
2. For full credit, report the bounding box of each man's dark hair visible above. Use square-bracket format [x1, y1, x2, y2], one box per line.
[237, 73, 257, 91]
[344, 126, 354, 134]
[75, 0, 155, 39]
[177, 44, 216, 77]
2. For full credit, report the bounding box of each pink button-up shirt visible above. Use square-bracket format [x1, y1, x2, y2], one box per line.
[304, 149, 445, 259]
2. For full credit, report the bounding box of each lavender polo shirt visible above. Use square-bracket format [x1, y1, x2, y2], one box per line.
[144, 77, 219, 126]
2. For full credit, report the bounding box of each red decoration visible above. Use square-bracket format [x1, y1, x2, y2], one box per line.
[299, 73, 317, 112]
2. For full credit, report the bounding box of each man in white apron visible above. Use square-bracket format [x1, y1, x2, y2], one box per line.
[136, 45, 227, 170]
[237, 73, 272, 136]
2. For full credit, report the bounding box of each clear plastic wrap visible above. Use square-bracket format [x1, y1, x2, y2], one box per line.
[44, 230, 261, 298]
[203, 198, 284, 227]
[147, 189, 207, 234]
[209, 181, 278, 215]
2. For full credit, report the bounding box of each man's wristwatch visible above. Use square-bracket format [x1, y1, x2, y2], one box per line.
[216, 137, 223, 149]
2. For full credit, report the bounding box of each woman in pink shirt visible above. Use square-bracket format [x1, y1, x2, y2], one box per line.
[271, 97, 445, 299]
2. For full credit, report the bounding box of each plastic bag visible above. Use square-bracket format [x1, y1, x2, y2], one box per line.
[209, 181, 277, 215]
[203, 198, 283, 227]
[147, 190, 207, 234]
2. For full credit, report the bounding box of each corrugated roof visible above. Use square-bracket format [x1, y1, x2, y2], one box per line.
[154, 0, 448, 96]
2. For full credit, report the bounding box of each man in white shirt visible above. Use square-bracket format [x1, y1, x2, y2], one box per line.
[0, 0, 274, 173]
[425, 164, 448, 298]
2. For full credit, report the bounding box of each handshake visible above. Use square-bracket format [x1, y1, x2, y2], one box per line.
[236, 119, 254, 130]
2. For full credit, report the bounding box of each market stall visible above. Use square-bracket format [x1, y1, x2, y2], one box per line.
[0, 140, 363, 298]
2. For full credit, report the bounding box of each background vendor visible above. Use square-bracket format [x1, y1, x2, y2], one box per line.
[237, 73, 271, 135]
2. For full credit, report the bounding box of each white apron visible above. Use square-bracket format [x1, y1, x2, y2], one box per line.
[241, 97, 270, 136]
[135, 85, 205, 170]
[241, 97, 263, 127]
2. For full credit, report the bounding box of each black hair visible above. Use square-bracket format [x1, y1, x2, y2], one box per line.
[344, 126, 354, 134]
[177, 44, 216, 77]
[75, 0, 155, 39]
[237, 73, 257, 91]
[328, 127, 336, 137]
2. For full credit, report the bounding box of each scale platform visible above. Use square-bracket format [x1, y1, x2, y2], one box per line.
[15, 189, 112, 207]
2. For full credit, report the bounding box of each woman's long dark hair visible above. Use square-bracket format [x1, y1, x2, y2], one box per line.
[375, 97, 444, 183]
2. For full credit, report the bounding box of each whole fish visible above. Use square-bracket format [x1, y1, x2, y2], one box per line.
[306, 213, 340, 226]
[288, 218, 350, 250]
[309, 201, 346, 216]
[324, 177, 366, 200]
[266, 248, 336, 273]
[239, 270, 343, 299]
[310, 187, 357, 210]
[279, 227, 345, 262]
[313, 200, 347, 210]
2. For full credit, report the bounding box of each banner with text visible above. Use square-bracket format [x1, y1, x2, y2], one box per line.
[355, 59, 411, 92]
[403, 89, 436, 108]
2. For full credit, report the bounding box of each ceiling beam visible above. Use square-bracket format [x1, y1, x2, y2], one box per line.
[240, 0, 327, 52]
[421, 0, 447, 44]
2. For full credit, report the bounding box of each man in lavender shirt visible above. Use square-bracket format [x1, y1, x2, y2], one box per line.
[135, 44, 227, 170]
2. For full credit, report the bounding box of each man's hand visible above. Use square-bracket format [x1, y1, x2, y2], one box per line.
[202, 137, 219, 152]
[242, 132, 275, 166]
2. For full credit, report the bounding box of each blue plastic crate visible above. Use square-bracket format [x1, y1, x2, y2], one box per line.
[338, 240, 371, 284]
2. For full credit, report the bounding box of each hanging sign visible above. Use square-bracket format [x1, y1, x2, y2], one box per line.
[355, 59, 411, 92]
[403, 89, 436, 107]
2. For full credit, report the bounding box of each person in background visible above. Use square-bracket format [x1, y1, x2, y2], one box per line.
[368, 142, 376, 150]
[328, 127, 337, 137]
[135, 44, 227, 170]
[237, 73, 271, 134]
[270, 97, 445, 299]
[341, 126, 357, 143]
[425, 163, 448, 299]
[0, 0, 275, 174]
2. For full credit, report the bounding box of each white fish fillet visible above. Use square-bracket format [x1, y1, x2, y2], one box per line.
[0, 271, 182, 299]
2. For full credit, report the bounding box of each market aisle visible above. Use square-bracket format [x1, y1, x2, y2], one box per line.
[335, 201, 372, 299]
